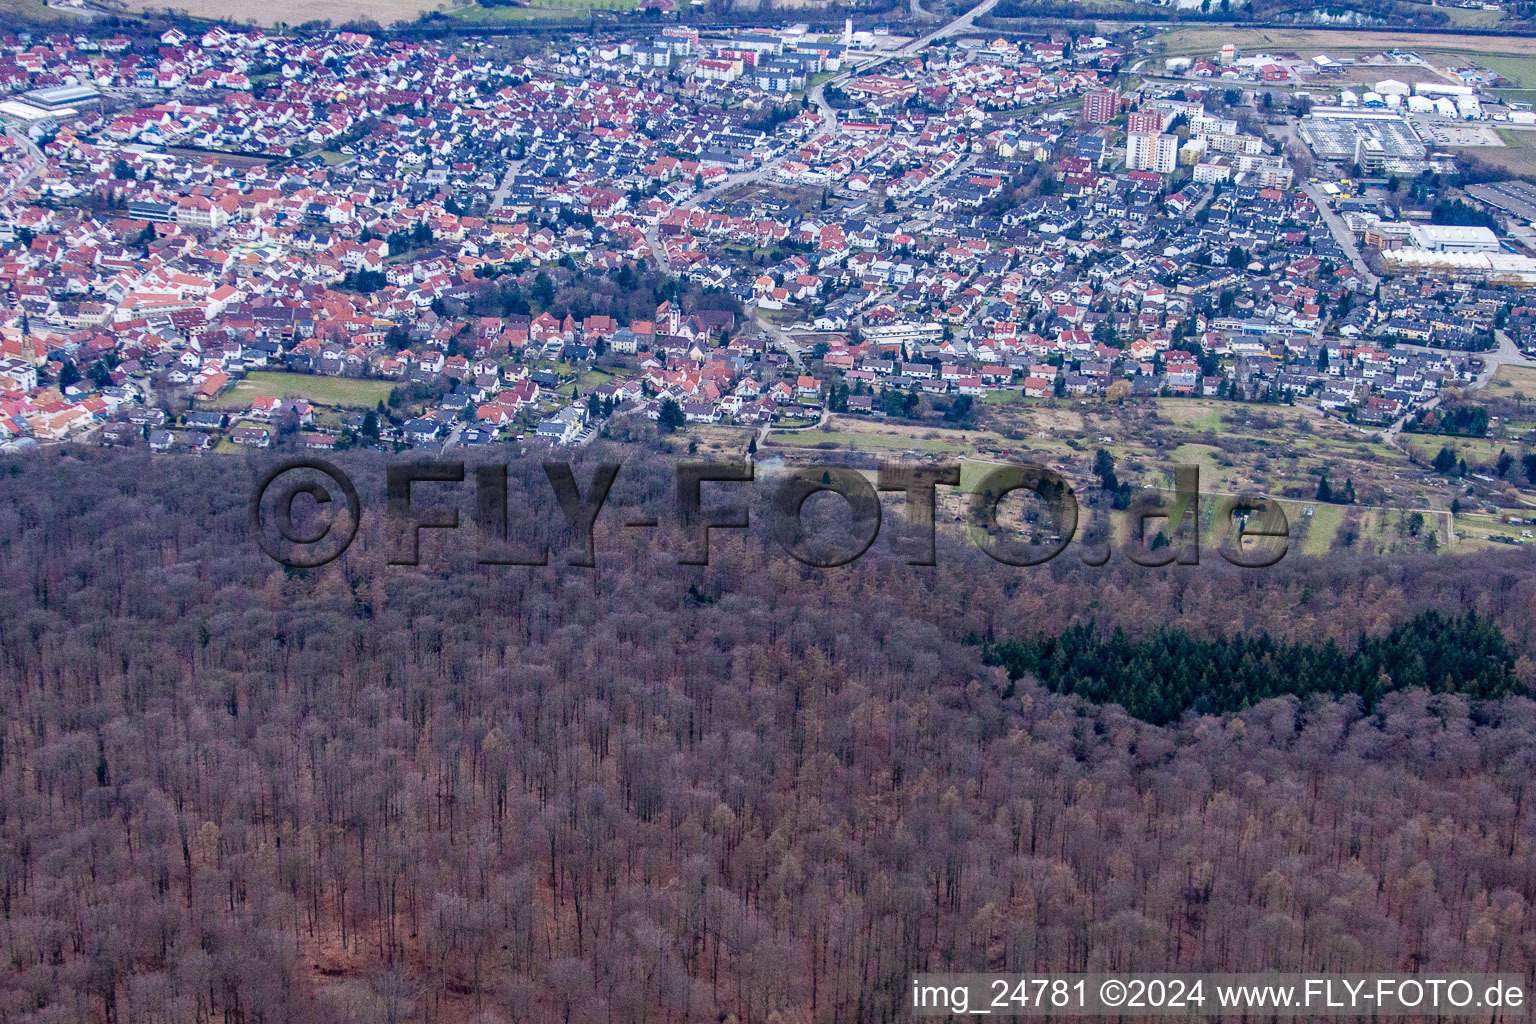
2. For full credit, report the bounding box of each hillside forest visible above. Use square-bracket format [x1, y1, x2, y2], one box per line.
[0, 449, 1533, 1024]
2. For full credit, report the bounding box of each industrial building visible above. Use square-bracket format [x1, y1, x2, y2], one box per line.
[1382, 247, 1536, 286]
[1467, 181, 1536, 223]
[1405, 224, 1500, 253]
[1356, 137, 1387, 174]
[1413, 81, 1475, 97]
[21, 84, 100, 112]
[0, 100, 63, 126]
[1298, 110, 1427, 162]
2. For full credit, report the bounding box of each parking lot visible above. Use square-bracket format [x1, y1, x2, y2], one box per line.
[1413, 118, 1506, 147]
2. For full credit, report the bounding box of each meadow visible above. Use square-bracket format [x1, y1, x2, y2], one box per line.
[213, 370, 397, 410]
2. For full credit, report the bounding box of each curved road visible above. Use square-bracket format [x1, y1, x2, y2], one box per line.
[1402, 330, 1536, 394]
[1474, 330, 1536, 386]
[1378, 332, 1536, 442]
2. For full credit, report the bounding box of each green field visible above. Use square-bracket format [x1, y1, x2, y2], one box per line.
[523, 0, 634, 9]
[291, 148, 356, 167]
[215, 372, 396, 410]
[803, 71, 837, 93]
[1454, 511, 1536, 547]
[753, 393, 1528, 559]
[1401, 429, 1526, 473]
[1484, 364, 1536, 401]
[1281, 498, 1346, 556]
[1433, 4, 1507, 28]
[1467, 53, 1536, 88]
[8, 0, 59, 21]
[1153, 398, 1229, 432]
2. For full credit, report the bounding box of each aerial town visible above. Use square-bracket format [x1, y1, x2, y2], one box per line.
[4, 2, 1536, 549]
[6, 7, 1536, 1022]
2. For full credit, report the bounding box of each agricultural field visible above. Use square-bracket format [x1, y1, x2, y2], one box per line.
[212, 371, 397, 411]
[1454, 510, 1536, 548]
[1401, 429, 1520, 471]
[118, 0, 634, 26]
[767, 424, 979, 456]
[1480, 130, 1536, 174]
[115, 0, 464, 25]
[1151, 24, 1536, 100]
[1465, 53, 1536, 88]
[1153, 26, 1536, 64]
[1431, 4, 1508, 28]
[902, 466, 1443, 560]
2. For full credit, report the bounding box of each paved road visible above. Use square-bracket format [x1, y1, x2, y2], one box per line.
[1181, 183, 1214, 222]
[1300, 181, 1379, 289]
[1, 126, 44, 201]
[897, 0, 1002, 52]
[754, 310, 805, 370]
[1477, 330, 1536, 385]
[488, 156, 527, 212]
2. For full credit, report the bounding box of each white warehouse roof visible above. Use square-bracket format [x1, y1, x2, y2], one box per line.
[1406, 224, 1499, 250]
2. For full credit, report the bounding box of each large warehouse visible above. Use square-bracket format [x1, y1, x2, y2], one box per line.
[1406, 224, 1500, 252]
[0, 99, 69, 126]
[1298, 109, 1427, 162]
[1467, 180, 1536, 223]
[21, 84, 100, 112]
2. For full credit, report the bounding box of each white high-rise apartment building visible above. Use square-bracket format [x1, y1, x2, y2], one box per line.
[1127, 131, 1178, 174]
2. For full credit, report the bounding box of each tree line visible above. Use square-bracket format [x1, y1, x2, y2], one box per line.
[981, 609, 1524, 726]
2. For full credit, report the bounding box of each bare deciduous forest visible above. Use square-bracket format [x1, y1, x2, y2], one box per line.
[0, 449, 1534, 1024]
